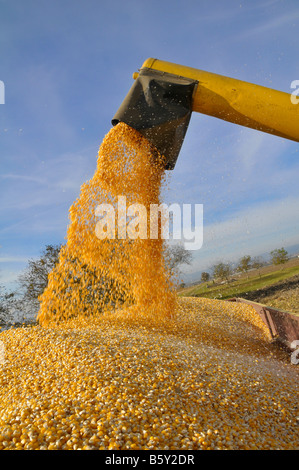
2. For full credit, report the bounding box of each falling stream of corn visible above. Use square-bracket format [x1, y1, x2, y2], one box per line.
[0, 123, 298, 450]
[37, 123, 176, 326]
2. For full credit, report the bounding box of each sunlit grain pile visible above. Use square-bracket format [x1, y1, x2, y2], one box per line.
[0, 123, 298, 450]
[0, 297, 298, 450]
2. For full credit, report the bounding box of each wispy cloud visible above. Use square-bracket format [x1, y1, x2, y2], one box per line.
[182, 195, 299, 276]
[0, 256, 30, 263]
[167, 121, 298, 219]
[0, 147, 97, 213]
[1, 173, 46, 184]
[237, 9, 299, 40]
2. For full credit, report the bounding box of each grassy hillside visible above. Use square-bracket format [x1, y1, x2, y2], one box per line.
[178, 257, 299, 302]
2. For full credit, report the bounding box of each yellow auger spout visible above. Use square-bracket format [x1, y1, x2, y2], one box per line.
[141, 58, 299, 141]
[112, 58, 299, 169]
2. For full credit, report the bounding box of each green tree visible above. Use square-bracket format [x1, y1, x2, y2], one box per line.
[237, 255, 252, 279]
[201, 272, 210, 282]
[212, 262, 232, 282]
[270, 248, 289, 268]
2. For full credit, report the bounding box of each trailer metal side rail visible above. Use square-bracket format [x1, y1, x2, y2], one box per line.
[227, 297, 299, 350]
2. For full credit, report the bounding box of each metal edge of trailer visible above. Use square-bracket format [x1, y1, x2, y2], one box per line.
[226, 297, 299, 350]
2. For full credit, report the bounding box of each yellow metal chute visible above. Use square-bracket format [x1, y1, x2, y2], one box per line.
[113, 58, 299, 169]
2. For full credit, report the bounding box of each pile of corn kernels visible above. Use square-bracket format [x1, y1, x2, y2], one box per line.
[0, 296, 298, 450]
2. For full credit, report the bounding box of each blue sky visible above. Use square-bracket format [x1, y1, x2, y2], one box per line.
[1, 0, 299, 288]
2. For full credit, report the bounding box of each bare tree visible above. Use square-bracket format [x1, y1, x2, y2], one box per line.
[252, 256, 265, 278]
[270, 247, 289, 268]
[0, 287, 15, 325]
[237, 255, 252, 279]
[18, 245, 61, 301]
[165, 244, 192, 274]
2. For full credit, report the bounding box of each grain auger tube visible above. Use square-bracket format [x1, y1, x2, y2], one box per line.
[112, 58, 299, 170]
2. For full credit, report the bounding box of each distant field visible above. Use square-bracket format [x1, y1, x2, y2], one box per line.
[178, 257, 299, 302]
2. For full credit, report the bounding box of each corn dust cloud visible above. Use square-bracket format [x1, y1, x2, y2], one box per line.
[37, 123, 176, 327]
